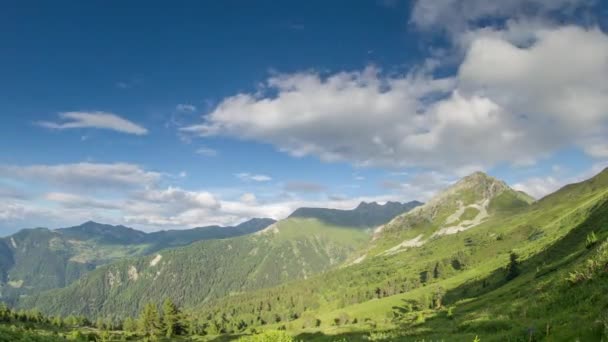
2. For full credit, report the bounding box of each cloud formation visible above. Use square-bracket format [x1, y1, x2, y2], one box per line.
[410, 0, 589, 33]
[37, 111, 148, 135]
[0, 163, 161, 190]
[182, 22, 608, 172]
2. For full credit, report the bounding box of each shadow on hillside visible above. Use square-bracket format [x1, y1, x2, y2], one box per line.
[443, 197, 608, 306]
[206, 331, 372, 341]
[295, 331, 371, 341]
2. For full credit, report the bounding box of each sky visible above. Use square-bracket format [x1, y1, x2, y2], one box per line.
[1, 0, 608, 233]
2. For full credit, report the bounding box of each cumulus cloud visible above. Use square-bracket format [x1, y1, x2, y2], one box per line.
[0, 163, 161, 190]
[181, 23, 608, 171]
[182, 67, 456, 168]
[37, 111, 148, 135]
[234, 173, 273, 182]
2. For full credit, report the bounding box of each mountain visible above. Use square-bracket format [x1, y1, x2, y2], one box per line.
[289, 200, 422, 228]
[17, 201, 422, 318]
[6, 170, 608, 340]
[0, 218, 275, 301]
[170, 169, 608, 340]
[368, 171, 534, 256]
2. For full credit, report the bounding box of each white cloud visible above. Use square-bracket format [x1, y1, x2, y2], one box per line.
[0, 162, 161, 189]
[513, 162, 608, 198]
[234, 173, 272, 182]
[239, 193, 257, 204]
[512, 176, 562, 199]
[37, 111, 148, 135]
[583, 143, 608, 158]
[176, 104, 197, 113]
[196, 147, 218, 157]
[410, 0, 589, 34]
[182, 67, 457, 168]
[181, 24, 608, 171]
[45, 192, 121, 210]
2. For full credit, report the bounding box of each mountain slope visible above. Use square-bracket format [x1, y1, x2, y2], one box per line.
[368, 172, 534, 256]
[18, 202, 421, 319]
[19, 219, 370, 318]
[167, 170, 608, 339]
[0, 218, 275, 301]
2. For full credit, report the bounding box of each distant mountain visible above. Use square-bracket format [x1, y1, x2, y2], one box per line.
[19, 200, 422, 318]
[0, 218, 275, 302]
[289, 200, 423, 228]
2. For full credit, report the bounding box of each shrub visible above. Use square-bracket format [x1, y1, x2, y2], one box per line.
[447, 307, 454, 320]
[566, 239, 608, 285]
[368, 331, 395, 341]
[236, 330, 294, 342]
[586, 231, 599, 249]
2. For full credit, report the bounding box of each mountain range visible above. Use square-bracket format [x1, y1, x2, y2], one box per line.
[3, 169, 608, 341]
[0, 218, 275, 301]
[17, 201, 421, 318]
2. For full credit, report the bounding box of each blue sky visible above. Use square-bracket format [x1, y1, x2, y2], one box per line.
[1, 0, 608, 233]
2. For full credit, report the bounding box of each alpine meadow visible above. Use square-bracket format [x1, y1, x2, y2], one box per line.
[2, 1, 608, 341]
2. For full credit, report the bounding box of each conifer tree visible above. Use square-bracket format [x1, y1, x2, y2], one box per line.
[506, 252, 520, 281]
[162, 298, 180, 337]
[138, 302, 161, 338]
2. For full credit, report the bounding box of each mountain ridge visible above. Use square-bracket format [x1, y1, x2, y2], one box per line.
[0, 218, 276, 302]
[288, 200, 423, 228]
[17, 199, 424, 318]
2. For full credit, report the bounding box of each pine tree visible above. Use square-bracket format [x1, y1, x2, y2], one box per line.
[96, 317, 105, 329]
[506, 252, 520, 281]
[138, 302, 161, 338]
[162, 298, 180, 337]
[123, 317, 136, 334]
[0, 303, 9, 322]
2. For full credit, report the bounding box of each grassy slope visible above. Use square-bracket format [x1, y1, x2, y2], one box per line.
[202, 170, 608, 341]
[288, 169, 608, 341]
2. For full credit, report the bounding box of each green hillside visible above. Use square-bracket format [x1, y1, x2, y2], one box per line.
[17, 218, 369, 319]
[0, 218, 275, 302]
[18, 201, 419, 319]
[172, 169, 608, 341]
[7, 170, 608, 341]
